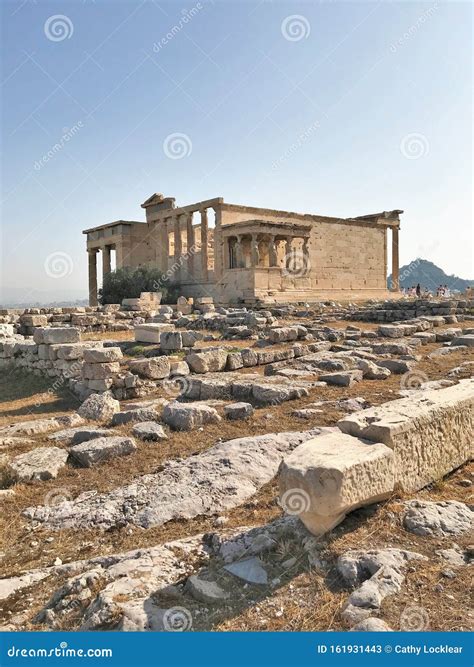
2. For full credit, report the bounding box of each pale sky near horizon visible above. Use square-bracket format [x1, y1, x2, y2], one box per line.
[1, 0, 472, 300]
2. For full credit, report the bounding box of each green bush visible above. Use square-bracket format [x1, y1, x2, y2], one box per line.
[99, 266, 172, 305]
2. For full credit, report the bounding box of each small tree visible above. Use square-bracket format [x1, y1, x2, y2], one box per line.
[99, 266, 171, 305]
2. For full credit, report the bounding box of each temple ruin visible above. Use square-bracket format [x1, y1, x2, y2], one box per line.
[83, 194, 402, 305]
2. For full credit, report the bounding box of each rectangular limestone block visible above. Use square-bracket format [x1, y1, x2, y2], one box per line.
[337, 378, 474, 492]
[279, 430, 395, 536]
[82, 362, 120, 380]
[134, 324, 174, 343]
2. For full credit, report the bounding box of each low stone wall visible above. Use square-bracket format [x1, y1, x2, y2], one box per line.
[351, 298, 474, 323]
[279, 379, 474, 536]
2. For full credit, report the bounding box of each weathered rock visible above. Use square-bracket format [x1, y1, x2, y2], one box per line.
[378, 359, 414, 374]
[0, 415, 84, 437]
[350, 618, 393, 631]
[162, 401, 221, 431]
[82, 362, 120, 380]
[357, 359, 391, 380]
[318, 370, 363, 387]
[41, 328, 80, 344]
[159, 331, 183, 351]
[49, 427, 115, 446]
[185, 349, 228, 373]
[83, 347, 123, 363]
[69, 436, 137, 467]
[7, 447, 68, 482]
[279, 431, 394, 536]
[223, 557, 268, 584]
[224, 402, 254, 420]
[132, 422, 168, 441]
[338, 379, 474, 492]
[451, 334, 474, 347]
[338, 548, 425, 622]
[78, 393, 120, 422]
[111, 408, 160, 426]
[403, 500, 472, 537]
[25, 429, 322, 530]
[128, 357, 170, 379]
[185, 575, 229, 603]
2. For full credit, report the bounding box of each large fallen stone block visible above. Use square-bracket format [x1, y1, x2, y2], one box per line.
[279, 431, 395, 535]
[162, 401, 221, 430]
[452, 334, 474, 347]
[134, 324, 173, 343]
[83, 347, 123, 363]
[78, 392, 120, 422]
[129, 357, 170, 379]
[338, 379, 474, 492]
[185, 348, 228, 373]
[69, 436, 137, 467]
[318, 370, 363, 387]
[7, 447, 68, 482]
[42, 328, 81, 344]
[25, 429, 322, 531]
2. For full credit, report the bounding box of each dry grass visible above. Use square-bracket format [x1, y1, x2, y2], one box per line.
[0, 325, 472, 631]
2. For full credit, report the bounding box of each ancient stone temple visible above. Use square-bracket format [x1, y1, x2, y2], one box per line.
[83, 193, 402, 305]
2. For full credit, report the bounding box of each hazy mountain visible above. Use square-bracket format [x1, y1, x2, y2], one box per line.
[0, 287, 88, 308]
[388, 258, 473, 292]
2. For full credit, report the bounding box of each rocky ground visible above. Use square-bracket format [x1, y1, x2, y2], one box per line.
[0, 312, 472, 633]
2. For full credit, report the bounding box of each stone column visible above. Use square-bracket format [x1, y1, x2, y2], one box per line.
[186, 213, 195, 278]
[268, 235, 278, 267]
[102, 245, 112, 282]
[200, 208, 208, 282]
[213, 205, 223, 282]
[235, 234, 243, 268]
[251, 234, 260, 267]
[161, 218, 170, 275]
[174, 215, 182, 282]
[88, 248, 98, 306]
[391, 227, 399, 291]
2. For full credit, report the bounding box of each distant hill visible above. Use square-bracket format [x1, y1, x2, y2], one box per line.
[388, 258, 473, 293]
[0, 287, 88, 309]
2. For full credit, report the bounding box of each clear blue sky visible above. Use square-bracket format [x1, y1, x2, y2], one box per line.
[1, 0, 472, 299]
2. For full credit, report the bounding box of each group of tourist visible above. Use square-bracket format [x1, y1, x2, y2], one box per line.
[401, 284, 452, 298]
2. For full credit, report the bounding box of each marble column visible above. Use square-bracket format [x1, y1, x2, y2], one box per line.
[174, 215, 182, 282]
[161, 218, 170, 274]
[186, 213, 195, 278]
[391, 227, 399, 291]
[200, 208, 208, 282]
[88, 248, 98, 306]
[102, 245, 112, 283]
